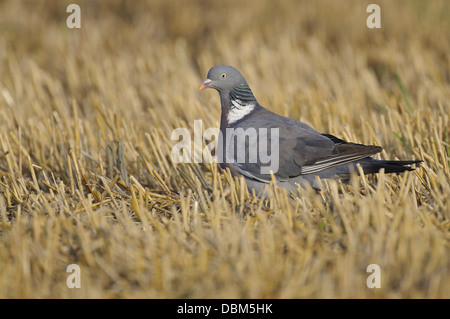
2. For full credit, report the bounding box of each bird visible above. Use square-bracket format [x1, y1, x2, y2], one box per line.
[199, 65, 421, 195]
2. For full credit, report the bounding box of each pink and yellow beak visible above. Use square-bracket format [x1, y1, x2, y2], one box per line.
[199, 79, 213, 90]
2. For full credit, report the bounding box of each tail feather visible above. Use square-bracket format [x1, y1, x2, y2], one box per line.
[357, 158, 422, 174]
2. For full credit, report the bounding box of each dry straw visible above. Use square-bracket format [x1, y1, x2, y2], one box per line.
[0, 0, 448, 298]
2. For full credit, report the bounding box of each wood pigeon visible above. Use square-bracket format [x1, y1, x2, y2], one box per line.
[199, 65, 421, 194]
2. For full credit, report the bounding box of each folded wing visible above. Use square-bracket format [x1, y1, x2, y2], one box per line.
[228, 108, 382, 182]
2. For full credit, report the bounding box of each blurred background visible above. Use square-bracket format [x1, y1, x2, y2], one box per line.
[1, 0, 448, 131]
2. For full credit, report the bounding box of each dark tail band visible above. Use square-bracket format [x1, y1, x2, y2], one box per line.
[358, 158, 422, 174]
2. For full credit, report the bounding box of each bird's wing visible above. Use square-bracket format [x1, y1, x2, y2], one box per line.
[227, 110, 382, 182]
[298, 142, 382, 174]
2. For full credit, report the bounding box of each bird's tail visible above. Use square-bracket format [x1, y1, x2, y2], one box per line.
[355, 158, 422, 174]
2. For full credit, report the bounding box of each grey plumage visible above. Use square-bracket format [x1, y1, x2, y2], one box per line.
[199, 65, 421, 194]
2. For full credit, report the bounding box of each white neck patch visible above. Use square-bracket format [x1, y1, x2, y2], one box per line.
[227, 99, 255, 124]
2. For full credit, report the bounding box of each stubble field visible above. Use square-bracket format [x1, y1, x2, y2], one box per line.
[0, 0, 449, 298]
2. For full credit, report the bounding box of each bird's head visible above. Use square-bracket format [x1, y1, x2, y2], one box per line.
[199, 65, 248, 93]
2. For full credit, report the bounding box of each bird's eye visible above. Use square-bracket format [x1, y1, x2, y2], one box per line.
[221, 73, 227, 78]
